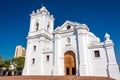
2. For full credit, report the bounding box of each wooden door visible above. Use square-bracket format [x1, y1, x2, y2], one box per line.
[64, 51, 76, 75]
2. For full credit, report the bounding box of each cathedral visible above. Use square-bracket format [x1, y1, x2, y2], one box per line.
[22, 6, 120, 80]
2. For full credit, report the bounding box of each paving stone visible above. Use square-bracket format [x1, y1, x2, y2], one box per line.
[0, 76, 115, 80]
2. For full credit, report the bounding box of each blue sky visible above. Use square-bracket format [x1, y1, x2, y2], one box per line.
[0, 0, 120, 64]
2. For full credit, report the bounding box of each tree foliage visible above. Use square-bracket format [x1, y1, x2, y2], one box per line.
[0, 60, 4, 68]
[0, 56, 12, 69]
[12, 57, 25, 71]
[0, 57, 25, 72]
[2, 60, 10, 69]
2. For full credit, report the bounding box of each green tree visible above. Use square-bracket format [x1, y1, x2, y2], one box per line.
[0, 57, 11, 69]
[12, 57, 25, 71]
[0, 56, 11, 69]
[2, 59, 11, 69]
[0, 59, 3, 69]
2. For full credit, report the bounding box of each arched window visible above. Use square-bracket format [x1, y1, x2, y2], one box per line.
[32, 58, 35, 64]
[67, 37, 71, 43]
[46, 55, 50, 61]
[47, 24, 50, 31]
[33, 45, 36, 51]
[36, 22, 39, 31]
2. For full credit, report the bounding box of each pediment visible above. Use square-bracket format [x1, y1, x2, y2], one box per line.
[54, 20, 76, 32]
[54, 20, 89, 32]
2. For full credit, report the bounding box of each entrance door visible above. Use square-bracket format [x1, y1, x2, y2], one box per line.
[64, 51, 76, 75]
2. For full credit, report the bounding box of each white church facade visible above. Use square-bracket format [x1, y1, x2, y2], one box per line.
[22, 6, 120, 80]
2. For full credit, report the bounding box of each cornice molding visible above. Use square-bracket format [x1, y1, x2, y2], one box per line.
[88, 44, 104, 49]
[43, 51, 53, 54]
[88, 42, 114, 49]
[104, 42, 114, 47]
[53, 27, 89, 35]
[27, 33, 52, 41]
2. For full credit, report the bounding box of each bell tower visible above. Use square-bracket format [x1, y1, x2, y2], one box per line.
[29, 6, 54, 36]
[23, 6, 55, 75]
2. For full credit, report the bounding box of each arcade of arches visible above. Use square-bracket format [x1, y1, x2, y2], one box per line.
[64, 51, 76, 75]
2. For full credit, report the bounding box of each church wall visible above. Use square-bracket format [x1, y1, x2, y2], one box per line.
[42, 53, 53, 75]
[41, 38, 53, 75]
[53, 34, 62, 75]
[25, 38, 42, 75]
[53, 31, 78, 75]
[87, 32, 108, 77]
[104, 44, 120, 79]
[43, 44, 53, 73]
[61, 34, 77, 75]
[24, 37, 53, 75]
[78, 34, 92, 76]
[89, 48, 107, 66]
[105, 46, 117, 64]
[88, 47, 108, 77]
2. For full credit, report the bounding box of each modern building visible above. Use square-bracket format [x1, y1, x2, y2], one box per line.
[14, 45, 26, 58]
[22, 6, 120, 80]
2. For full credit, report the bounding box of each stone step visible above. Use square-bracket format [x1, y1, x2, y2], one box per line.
[0, 76, 115, 80]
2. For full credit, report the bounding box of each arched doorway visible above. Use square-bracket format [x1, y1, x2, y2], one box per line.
[64, 51, 76, 75]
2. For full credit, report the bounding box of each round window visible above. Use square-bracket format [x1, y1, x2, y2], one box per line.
[67, 25, 71, 30]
